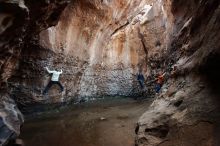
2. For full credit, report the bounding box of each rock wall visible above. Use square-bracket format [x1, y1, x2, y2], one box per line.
[135, 0, 220, 145]
[0, 0, 69, 145]
[9, 0, 171, 105]
[1, 0, 220, 145]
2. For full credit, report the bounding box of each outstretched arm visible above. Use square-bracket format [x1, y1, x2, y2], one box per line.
[45, 67, 53, 74]
[60, 69, 63, 74]
[162, 72, 166, 77]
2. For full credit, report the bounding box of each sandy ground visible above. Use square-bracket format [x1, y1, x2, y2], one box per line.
[20, 98, 152, 146]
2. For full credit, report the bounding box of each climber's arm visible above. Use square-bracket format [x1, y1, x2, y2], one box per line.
[45, 67, 54, 74]
[162, 72, 166, 77]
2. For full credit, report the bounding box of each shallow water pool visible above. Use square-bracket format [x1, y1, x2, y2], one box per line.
[20, 97, 151, 146]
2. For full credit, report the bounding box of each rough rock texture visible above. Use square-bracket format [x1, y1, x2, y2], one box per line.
[135, 0, 220, 145]
[0, 0, 69, 145]
[1, 0, 220, 145]
[0, 93, 24, 146]
[9, 0, 171, 105]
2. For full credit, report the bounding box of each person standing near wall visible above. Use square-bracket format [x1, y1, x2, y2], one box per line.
[137, 71, 145, 89]
[155, 71, 166, 94]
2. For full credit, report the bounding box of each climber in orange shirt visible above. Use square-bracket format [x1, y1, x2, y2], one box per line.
[155, 72, 166, 93]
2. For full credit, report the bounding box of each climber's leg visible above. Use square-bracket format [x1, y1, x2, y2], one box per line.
[43, 81, 53, 95]
[56, 81, 64, 92]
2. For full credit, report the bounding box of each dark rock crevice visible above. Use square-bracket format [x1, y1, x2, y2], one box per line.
[145, 125, 169, 139]
[110, 21, 129, 36]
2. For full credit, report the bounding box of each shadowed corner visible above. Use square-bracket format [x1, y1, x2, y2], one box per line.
[199, 52, 220, 146]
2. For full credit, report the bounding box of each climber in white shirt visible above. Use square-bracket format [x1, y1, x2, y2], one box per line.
[43, 67, 64, 95]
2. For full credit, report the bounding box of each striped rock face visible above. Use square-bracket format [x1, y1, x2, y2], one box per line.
[23, 0, 170, 103]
